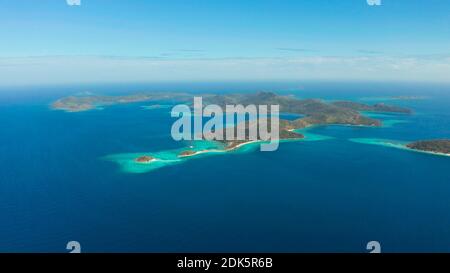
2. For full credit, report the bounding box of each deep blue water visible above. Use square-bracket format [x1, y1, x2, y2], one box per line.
[0, 82, 450, 253]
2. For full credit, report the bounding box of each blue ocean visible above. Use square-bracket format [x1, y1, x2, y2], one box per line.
[1, 82, 449, 253]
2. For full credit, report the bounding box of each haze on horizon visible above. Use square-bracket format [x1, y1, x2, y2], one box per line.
[0, 0, 449, 87]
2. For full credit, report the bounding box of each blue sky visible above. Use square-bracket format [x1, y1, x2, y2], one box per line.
[0, 0, 449, 85]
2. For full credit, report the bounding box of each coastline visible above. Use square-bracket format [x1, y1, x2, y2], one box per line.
[349, 138, 450, 158]
[178, 136, 307, 159]
[178, 140, 261, 158]
[405, 147, 450, 157]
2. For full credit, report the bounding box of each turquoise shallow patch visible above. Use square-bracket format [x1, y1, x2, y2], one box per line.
[102, 152, 181, 173]
[103, 140, 225, 173]
[103, 128, 333, 174]
[381, 119, 409, 128]
[293, 127, 334, 141]
[361, 111, 410, 128]
[349, 138, 408, 149]
[141, 105, 173, 110]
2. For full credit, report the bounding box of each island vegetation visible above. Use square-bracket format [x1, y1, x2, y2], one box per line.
[406, 140, 450, 155]
[135, 155, 155, 163]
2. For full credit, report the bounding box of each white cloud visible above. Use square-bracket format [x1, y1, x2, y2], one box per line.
[0, 55, 449, 86]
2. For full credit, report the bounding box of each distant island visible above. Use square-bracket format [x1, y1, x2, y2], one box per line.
[52, 93, 190, 112]
[331, 101, 412, 114]
[52, 92, 411, 129]
[406, 140, 450, 156]
[360, 95, 427, 102]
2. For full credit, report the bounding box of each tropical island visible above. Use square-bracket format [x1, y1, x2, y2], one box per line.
[141, 92, 410, 162]
[52, 92, 411, 128]
[135, 155, 156, 163]
[176, 117, 305, 158]
[53, 91, 417, 172]
[199, 92, 411, 128]
[406, 140, 450, 156]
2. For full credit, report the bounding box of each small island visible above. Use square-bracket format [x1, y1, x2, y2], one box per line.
[135, 155, 156, 163]
[178, 150, 198, 157]
[406, 140, 450, 156]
